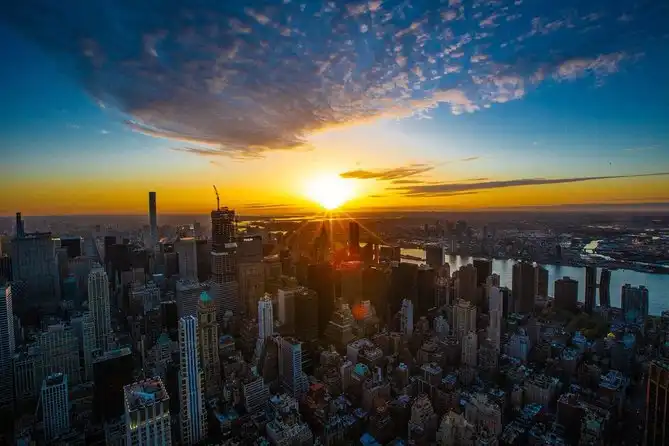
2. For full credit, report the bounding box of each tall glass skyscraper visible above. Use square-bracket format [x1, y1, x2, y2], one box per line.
[178, 316, 206, 445]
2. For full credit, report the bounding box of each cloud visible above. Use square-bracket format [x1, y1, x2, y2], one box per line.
[4, 0, 663, 158]
[100, 129, 110, 134]
[460, 157, 480, 162]
[390, 179, 426, 185]
[340, 164, 434, 180]
[393, 172, 669, 196]
[623, 146, 657, 153]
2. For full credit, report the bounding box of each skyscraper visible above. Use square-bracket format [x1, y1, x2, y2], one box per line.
[554, 276, 578, 312]
[41, 373, 70, 442]
[453, 299, 477, 341]
[339, 261, 363, 305]
[258, 293, 274, 343]
[584, 265, 596, 314]
[176, 279, 203, 319]
[238, 262, 265, 318]
[535, 265, 549, 298]
[277, 285, 297, 328]
[88, 265, 112, 352]
[453, 264, 478, 304]
[211, 203, 239, 317]
[148, 192, 158, 249]
[294, 288, 319, 342]
[197, 292, 220, 399]
[425, 245, 444, 269]
[416, 265, 436, 319]
[621, 284, 649, 323]
[462, 331, 478, 367]
[307, 263, 335, 337]
[348, 221, 360, 258]
[175, 237, 198, 281]
[124, 377, 172, 445]
[473, 259, 492, 287]
[400, 299, 414, 336]
[278, 336, 308, 398]
[487, 286, 502, 351]
[178, 316, 207, 445]
[599, 269, 611, 307]
[93, 348, 134, 423]
[0, 284, 15, 409]
[511, 262, 536, 313]
[644, 359, 669, 446]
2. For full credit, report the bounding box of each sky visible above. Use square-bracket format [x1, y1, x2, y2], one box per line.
[1, 0, 669, 216]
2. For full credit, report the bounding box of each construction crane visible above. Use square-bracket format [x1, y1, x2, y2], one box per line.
[213, 185, 220, 210]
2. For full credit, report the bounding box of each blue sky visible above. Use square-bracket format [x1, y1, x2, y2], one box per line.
[1, 0, 669, 214]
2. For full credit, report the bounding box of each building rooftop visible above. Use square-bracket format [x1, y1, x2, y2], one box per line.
[44, 373, 66, 387]
[200, 290, 212, 302]
[124, 377, 168, 412]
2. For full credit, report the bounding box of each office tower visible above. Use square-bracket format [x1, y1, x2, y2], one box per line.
[390, 263, 418, 315]
[0, 255, 11, 283]
[197, 292, 220, 399]
[473, 259, 492, 287]
[70, 312, 95, 382]
[13, 347, 41, 401]
[130, 280, 161, 315]
[238, 261, 265, 317]
[88, 265, 112, 352]
[258, 293, 274, 343]
[211, 204, 238, 317]
[508, 329, 531, 362]
[453, 264, 477, 304]
[307, 263, 335, 337]
[278, 336, 308, 398]
[348, 221, 360, 258]
[236, 235, 263, 263]
[242, 373, 270, 414]
[416, 265, 436, 319]
[124, 377, 172, 446]
[487, 286, 502, 351]
[148, 192, 158, 249]
[0, 284, 15, 409]
[584, 265, 597, 314]
[462, 331, 478, 367]
[435, 276, 450, 309]
[194, 240, 211, 283]
[324, 303, 356, 350]
[499, 286, 511, 317]
[178, 316, 207, 445]
[94, 348, 135, 423]
[644, 359, 669, 446]
[175, 238, 198, 281]
[554, 277, 579, 312]
[599, 269, 611, 308]
[425, 245, 444, 269]
[295, 288, 319, 342]
[277, 286, 298, 328]
[511, 261, 537, 313]
[15, 212, 25, 237]
[175, 279, 203, 319]
[59, 237, 83, 259]
[160, 301, 178, 340]
[339, 261, 363, 305]
[400, 299, 414, 336]
[453, 299, 476, 341]
[41, 373, 70, 442]
[10, 222, 59, 308]
[621, 284, 649, 323]
[38, 322, 81, 386]
[535, 265, 549, 298]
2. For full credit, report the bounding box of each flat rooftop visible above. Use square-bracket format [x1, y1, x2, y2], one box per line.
[124, 377, 169, 412]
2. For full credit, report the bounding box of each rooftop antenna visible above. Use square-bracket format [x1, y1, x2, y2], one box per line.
[213, 185, 220, 211]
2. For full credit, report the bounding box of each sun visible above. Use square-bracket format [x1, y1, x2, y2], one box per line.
[305, 174, 356, 210]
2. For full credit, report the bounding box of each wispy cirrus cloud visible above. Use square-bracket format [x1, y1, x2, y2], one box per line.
[340, 164, 435, 180]
[4, 0, 665, 158]
[393, 172, 669, 196]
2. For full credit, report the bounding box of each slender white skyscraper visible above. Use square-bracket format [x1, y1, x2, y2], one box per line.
[178, 316, 206, 445]
[258, 293, 274, 342]
[41, 373, 70, 442]
[400, 299, 414, 336]
[88, 265, 112, 352]
[149, 191, 158, 249]
[0, 284, 16, 408]
[488, 286, 502, 351]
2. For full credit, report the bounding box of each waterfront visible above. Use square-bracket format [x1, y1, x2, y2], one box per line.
[401, 248, 669, 316]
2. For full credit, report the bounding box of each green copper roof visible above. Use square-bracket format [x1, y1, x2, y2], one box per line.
[200, 291, 212, 302]
[157, 332, 171, 345]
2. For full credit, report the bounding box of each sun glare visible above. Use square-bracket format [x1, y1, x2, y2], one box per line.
[305, 175, 356, 210]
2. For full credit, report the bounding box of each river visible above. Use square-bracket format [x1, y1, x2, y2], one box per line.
[401, 248, 669, 316]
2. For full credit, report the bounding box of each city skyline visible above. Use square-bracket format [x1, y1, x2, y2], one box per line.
[2, 0, 669, 216]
